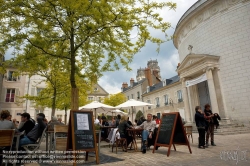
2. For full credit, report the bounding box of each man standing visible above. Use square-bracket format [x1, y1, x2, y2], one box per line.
[137, 114, 156, 154]
[18, 113, 35, 135]
[204, 104, 216, 146]
[19, 113, 47, 149]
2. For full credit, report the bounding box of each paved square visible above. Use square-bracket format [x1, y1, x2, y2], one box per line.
[23, 133, 250, 166]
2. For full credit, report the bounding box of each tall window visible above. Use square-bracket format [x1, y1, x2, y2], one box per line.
[164, 95, 168, 105]
[127, 96, 129, 100]
[5, 89, 15, 102]
[155, 97, 160, 107]
[98, 97, 102, 102]
[137, 91, 140, 99]
[36, 88, 43, 96]
[35, 110, 44, 116]
[147, 100, 151, 109]
[131, 94, 134, 99]
[7, 71, 19, 81]
[88, 97, 93, 101]
[177, 90, 183, 102]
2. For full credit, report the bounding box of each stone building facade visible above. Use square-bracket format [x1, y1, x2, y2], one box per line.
[142, 75, 185, 120]
[173, 0, 250, 124]
[0, 61, 109, 123]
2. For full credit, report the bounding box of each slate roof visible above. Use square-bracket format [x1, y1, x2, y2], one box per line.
[122, 78, 146, 92]
[145, 75, 180, 94]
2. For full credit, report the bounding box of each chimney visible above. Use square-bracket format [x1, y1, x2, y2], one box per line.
[145, 68, 152, 86]
[121, 82, 128, 92]
[122, 82, 128, 88]
[153, 69, 159, 78]
[130, 78, 134, 87]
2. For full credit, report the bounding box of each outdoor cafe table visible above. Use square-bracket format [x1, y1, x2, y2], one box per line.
[126, 128, 143, 151]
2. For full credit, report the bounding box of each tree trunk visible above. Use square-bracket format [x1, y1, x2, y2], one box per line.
[51, 87, 56, 118]
[69, 27, 79, 110]
[71, 88, 79, 110]
[64, 107, 67, 124]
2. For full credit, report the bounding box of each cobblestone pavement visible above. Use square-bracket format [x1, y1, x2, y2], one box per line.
[22, 133, 250, 166]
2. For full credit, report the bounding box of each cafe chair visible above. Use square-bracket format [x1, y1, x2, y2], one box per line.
[112, 130, 127, 154]
[54, 125, 68, 151]
[184, 126, 193, 143]
[21, 127, 47, 161]
[0, 129, 15, 166]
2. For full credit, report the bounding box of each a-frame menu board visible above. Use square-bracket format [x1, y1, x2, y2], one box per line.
[153, 112, 192, 157]
[67, 110, 99, 165]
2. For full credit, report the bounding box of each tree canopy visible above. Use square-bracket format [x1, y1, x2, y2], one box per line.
[103, 92, 126, 107]
[0, 0, 176, 110]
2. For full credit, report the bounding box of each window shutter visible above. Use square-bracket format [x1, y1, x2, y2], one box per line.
[15, 88, 20, 102]
[31, 88, 35, 96]
[1, 88, 6, 102]
[174, 91, 177, 103]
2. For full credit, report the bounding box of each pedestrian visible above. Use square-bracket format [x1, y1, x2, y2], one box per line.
[195, 106, 206, 149]
[204, 104, 216, 146]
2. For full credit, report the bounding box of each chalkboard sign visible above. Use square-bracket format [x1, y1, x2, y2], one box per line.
[73, 112, 95, 150]
[153, 112, 192, 157]
[67, 110, 99, 165]
[156, 114, 175, 145]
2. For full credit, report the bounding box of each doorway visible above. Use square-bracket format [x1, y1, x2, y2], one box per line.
[197, 81, 211, 110]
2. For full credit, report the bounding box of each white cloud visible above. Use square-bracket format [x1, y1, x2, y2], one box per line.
[99, 0, 198, 94]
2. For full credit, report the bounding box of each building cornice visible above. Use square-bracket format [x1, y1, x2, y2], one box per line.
[173, 0, 250, 49]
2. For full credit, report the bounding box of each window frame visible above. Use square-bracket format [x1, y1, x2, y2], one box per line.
[177, 90, 183, 102]
[5, 88, 15, 102]
[164, 95, 168, 105]
[155, 97, 160, 107]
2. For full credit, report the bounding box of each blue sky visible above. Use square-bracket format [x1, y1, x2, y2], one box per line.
[99, 0, 198, 94]
[4, 0, 198, 94]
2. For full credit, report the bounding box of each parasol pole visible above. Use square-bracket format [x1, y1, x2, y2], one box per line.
[95, 108, 97, 119]
[131, 106, 134, 123]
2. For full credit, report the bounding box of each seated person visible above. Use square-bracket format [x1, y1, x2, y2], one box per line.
[48, 116, 63, 131]
[19, 113, 47, 149]
[137, 116, 146, 126]
[136, 113, 156, 154]
[127, 117, 133, 126]
[0, 110, 16, 130]
[101, 119, 109, 139]
[115, 114, 121, 127]
[58, 118, 64, 124]
[133, 120, 138, 126]
[118, 116, 133, 148]
[110, 116, 116, 127]
[17, 113, 35, 135]
[0, 110, 17, 165]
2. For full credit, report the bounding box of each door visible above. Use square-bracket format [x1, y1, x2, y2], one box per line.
[197, 81, 211, 110]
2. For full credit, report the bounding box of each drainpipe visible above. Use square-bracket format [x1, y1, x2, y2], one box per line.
[25, 75, 31, 112]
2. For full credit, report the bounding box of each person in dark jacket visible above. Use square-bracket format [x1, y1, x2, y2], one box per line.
[18, 113, 35, 135]
[118, 116, 133, 148]
[204, 104, 216, 146]
[213, 113, 221, 129]
[195, 106, 206, 149]
[137, 116, 146, 126]
[115, 114, 121, 127]
[127, 117, 133, 126]
[19, 113, 46, 149]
